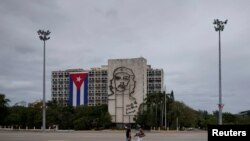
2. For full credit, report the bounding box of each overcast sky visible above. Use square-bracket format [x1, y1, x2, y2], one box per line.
[0, 0, 249, 114]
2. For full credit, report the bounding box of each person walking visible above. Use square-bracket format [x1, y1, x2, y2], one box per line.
[134, 127, 145, 141]
[126, 127, 131, 141]
[125, 124, 131, 141]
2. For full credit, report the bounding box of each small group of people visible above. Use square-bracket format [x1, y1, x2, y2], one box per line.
[125, 125, 145, 141]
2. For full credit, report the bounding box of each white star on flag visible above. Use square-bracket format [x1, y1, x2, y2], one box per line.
[76, 76, 82, 82]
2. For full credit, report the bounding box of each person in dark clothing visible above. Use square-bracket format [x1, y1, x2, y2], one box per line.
[125, 127, 131, 141]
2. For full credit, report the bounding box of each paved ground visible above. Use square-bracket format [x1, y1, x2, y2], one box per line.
[0, 130, 207, 141]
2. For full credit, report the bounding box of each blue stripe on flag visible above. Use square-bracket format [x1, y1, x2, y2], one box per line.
[69, 77, 73, 106]
[84, 77, 88, 105]
[77, 89, 80, 106]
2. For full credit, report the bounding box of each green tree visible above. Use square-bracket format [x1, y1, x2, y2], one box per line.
[27, 101, 43, 128]
[141, 92, 163, 127]
[46, 100, 60, 128]
[236, 113, 250, 124]
[46, 100, 74, 129]
[99, 112, 112, 129]
[223, 112, 237, 124]
[25, 106, 41, 128]
[73, 105, 111, 130]
[195, 110, 210, 129]
[0, 94, 10, 125]
[136, 91, 174, 129]
[171, 101, 197, 128]
[5, 106, 28, 128]
[53, 106, 74, 129]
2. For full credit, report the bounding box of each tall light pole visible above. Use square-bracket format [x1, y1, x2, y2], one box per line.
[164, 92, 167, 130]
[37, 30, 51, 132]
[164, 90, 174, 130]
[213, 19, 227, 125]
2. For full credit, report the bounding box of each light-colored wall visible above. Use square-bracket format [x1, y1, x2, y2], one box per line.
[108, 57, 147, 123]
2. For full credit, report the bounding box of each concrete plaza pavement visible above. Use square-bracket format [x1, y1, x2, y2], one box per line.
[0, 130, 207, 141]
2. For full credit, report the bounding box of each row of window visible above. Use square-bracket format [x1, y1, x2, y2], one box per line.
[89, 83, 107, 86]
[89, 81, 107, 83]
[147, 86, 162, 89]
[52, 94, 68, 97]
[147, 74, 162, 77]
[148, 81, 162, 83]
[88, 100, 107, 104]
[89, 87, 107, 90]
[52, 82, 69, 85]
[88, 93, 107, 97]
[148, 80, 162, 83]
[148, 80, 162, 82]
[88, 77, 107, 80]
[147, 72, 162, 74]
[52, 97, 68, 100]
[88, 90, 108, 93]
[148, 76, 162, 78]
[88, 102, 107, 106]
[89, 96, 107, 100]
[52, 89, 68, 92]
[52, 75, 69, 78]
[52, 78, 69, 80]
[89, 74, 108, 77]
[89, 71, 107, 74]
[148, 83, 162, 86]
[52, 85, 69, 88]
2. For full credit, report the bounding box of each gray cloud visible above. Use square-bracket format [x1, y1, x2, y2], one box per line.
[0, 0, 249, 114]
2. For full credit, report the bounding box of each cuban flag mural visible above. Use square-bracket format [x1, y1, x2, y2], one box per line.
[69, 72, 88, 106]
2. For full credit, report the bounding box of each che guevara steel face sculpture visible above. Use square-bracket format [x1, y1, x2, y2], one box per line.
[109, 67, 136, 98]
[109, 67, 137, 114]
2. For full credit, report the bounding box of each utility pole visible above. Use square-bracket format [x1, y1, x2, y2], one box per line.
[37, 29, 51, 132]
[213, 19, 227, 125]
[164, 91, 173, 130]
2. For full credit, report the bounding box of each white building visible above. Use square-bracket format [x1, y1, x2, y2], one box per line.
[147, 66, 164, 93]
[51, 57, 165, 125]
[88, 66, 108, 106]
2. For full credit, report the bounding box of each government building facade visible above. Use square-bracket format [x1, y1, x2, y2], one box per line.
[51, 57, 164, 124]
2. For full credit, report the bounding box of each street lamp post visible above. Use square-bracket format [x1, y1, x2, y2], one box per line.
[37, 30, 51, 132]
[213, 19, 227, 125]
[164, 90, 174, 130]
[164, 92, 167, 130]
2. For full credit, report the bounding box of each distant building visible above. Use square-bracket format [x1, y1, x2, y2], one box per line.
[51, 57, 165, 125]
